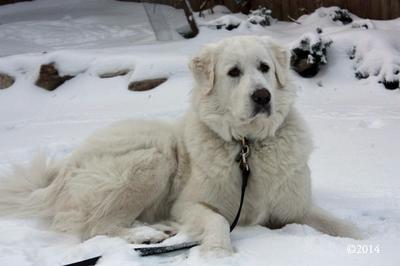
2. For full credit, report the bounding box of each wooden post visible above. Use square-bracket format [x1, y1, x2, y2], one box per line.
[182, 0, 199, 37]
[0, 0, 32, 5]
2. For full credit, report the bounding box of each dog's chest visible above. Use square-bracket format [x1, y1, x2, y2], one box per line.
[239, 143, 286, 223]
[197, 139, 295, 225]
[236, 138, 309, 226]
[186, 119, 311, 227]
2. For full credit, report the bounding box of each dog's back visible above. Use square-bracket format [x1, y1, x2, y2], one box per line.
[0, 119, 187, 243]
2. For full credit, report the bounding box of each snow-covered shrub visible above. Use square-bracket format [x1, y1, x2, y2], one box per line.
[290, 29, 333, 78]
[350, 37, 400, 90]
[248, 7, 275, 27]
[201, 7, 275, 31]
[203, 15, 242, 31]
[330, 8, 353, 25]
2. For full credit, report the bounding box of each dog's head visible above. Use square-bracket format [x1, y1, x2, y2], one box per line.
[189, 36, 296, 141]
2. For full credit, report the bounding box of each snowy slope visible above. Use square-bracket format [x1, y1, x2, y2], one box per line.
[0, 2, 400, 266]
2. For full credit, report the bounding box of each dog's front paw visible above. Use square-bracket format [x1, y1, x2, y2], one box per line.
[120, 226, 170, 244]
[151, 222, 178, 238]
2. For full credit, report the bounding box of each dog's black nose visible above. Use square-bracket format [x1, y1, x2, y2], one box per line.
[251, 89, 271, 106]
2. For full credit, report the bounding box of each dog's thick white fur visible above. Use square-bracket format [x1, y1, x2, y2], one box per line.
[0, 36, 361, 255]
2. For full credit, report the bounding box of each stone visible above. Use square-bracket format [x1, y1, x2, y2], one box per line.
[99, 69, 130, 78]
[128, 78, 167, 91]
[0, 73, 15, 89]
[35, 63, 73, 91]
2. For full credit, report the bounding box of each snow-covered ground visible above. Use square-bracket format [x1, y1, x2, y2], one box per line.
[0, 1, 399, 265]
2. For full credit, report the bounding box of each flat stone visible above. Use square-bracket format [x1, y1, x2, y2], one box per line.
[35, 63, 73, 91]
[128, 78, 167, 91]
[0, 73, 15, 89]
[99, 69, 130, 78]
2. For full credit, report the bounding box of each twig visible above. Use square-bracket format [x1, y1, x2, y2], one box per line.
[287, 15, 301, 24]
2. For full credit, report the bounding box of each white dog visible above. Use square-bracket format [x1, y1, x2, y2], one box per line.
[0, 36, 360, 255]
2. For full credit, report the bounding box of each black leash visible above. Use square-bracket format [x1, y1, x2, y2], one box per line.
[64, 138, 251, 265]
[230, 137, 250, 231]
[64, 256, 100, 266]
[133, 240, 200, 256]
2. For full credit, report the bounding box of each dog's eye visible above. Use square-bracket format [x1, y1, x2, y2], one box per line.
[259, 62, 270, 73]
[227, 67, 241, 78]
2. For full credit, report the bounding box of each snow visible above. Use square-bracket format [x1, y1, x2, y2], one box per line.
[0, 0, 157, 56]
[0, 1, 400, 265]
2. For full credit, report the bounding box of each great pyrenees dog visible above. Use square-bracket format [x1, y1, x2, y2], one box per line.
[0, 36, 360, 255]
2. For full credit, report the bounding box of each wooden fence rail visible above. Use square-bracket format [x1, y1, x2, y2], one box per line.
[0, 0, 32, 5]
[2, 0, 399, 20]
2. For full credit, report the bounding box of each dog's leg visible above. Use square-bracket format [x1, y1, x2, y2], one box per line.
[302, 205, 363, 239]
[51, 210, 175, 244]
[174, 203, 233, 257]
[87, 218, 177, 244]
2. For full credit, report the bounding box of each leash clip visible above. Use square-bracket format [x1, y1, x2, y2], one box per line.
[239, 138, 250, 172]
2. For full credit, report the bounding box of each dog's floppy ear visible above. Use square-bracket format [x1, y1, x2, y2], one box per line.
[189, 44, 217, 95]
[262, 37, 291, 88]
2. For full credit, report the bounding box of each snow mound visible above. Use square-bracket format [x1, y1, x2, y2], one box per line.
[199, 6, 275, 31]
[297, 7, 359, 27]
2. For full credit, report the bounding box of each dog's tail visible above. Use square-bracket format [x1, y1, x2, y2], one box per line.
[0, 153, 61, 218]
[303, 205, 363, 240]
